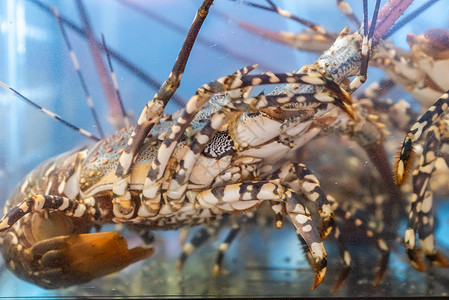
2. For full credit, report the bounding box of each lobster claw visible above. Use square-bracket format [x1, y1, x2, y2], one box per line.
[23, 232, 153, 289]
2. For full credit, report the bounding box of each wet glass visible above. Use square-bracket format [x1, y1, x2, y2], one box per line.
[0, 0, 448, 297]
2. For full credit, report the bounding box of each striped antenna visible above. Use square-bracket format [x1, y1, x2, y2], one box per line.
[227, 0, 335, 39]
[101, 33, 130, 127]
[0, 80, 100, 141]
[52, 6, 105, 138]
[367, 0, 381, 41]
[30, 0, 187, 106]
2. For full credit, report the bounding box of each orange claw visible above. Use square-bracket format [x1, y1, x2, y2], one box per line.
[63, 232, 154, 278]
[29, 231, 154, 288]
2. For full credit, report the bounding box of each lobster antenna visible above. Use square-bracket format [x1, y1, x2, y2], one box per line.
[101, 33, 130, 127]
[114, 0, 276, 72]
[77, 0, 131, 131]
[359, 0, 381, 82]
[227, 0, 336, 40]
[0, 81, 100, 141]
[367, 0, 381, 41]
[28, 0, 187, 106]
[52, 6, 105, 138]
[363, 0, 368, 38]
[382, 0, 441, 39]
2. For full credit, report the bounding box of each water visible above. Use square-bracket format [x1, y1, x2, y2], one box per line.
[0, 0, 449, 297]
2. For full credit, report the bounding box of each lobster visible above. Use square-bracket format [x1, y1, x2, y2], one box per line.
[0, 0, 418, 292]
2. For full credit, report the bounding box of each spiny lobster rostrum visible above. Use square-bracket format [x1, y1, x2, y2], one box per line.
[0, 0, 424, 291]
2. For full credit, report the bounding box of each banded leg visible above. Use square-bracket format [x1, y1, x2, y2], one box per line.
[294, 164, 335, 240]
[177, 220, 224, 269]
[293, 226, 350, 292]
[272, 165, 339, 286]
[417, 191, 449, 269]
[111, 0, 214, 220]
[273, 162, 336, 240]
[311, 194, 351, 292]
[140, 65, 256, 212]
[327, 195, 391, 286]
[396, 91, 449, 185]
[212, 215, 249, 277]
[331, 226, 351, 293]
[193, 180, 327, 289]
[405, 125, 438, 270]
[404, 124, 449, 270]
[0, 195, 99, 232]
[143, 70, 352, 212]
[164, 75, 353, 206]
[166, 91, 349, 207]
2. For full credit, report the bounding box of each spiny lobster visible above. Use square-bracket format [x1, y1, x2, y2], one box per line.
[0, 0, 437, 294]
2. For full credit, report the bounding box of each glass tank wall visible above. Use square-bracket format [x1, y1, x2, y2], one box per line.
[0, 0, 449, 297]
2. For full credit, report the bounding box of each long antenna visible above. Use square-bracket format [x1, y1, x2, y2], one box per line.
[226, 0, 335, 39]
[52, 6, 105, 138]
[28, 0, 187, 106]
[101, 33, 131, 127]
[115, 0, 277, 71]
[0, 81, 100, 141]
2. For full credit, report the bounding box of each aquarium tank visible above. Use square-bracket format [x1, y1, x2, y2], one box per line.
[0, 0, 449, 297]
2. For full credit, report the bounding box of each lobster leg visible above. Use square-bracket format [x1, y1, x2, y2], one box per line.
[279, 161, 347, 291]
[111, 0, 214, 220]
[164, 78, 353, 208]
[143, 69, 352, 210]
[141, 65, 256, 212]
[193, 180, 327, 289]
[404, 123, 449, 270]
[272, 162, 335, 240]
[330, 226, 352, 293]
[212, 215, 249, 277]
[328, 195, 391, 287]
[405, 125, 438, 271]
[417, 191, 449, 268]
[176, 219, 224, 269]
[294, 164, 335, 240]
[0, 195, 98, 233]
[396, 90, 449, 185]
